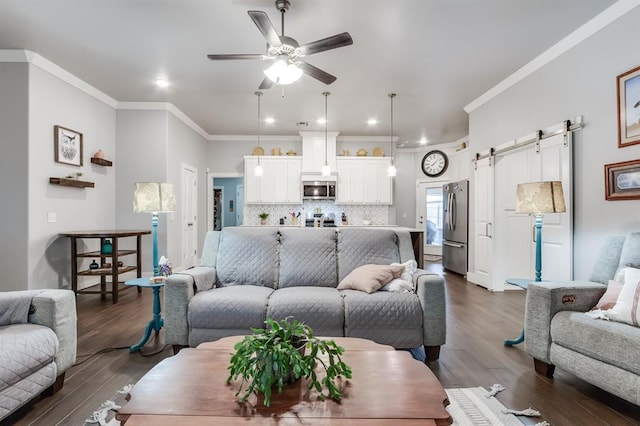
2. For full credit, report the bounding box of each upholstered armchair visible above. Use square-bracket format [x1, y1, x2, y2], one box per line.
[0, 289, 77, 421]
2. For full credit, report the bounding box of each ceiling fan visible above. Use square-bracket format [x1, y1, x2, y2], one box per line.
[207, 0, 353, 89]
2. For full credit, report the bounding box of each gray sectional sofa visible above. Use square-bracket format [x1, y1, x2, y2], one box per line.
[525, 233, 640, 405]
[0, 289, 77, 421]
[164, 227, 447, 360]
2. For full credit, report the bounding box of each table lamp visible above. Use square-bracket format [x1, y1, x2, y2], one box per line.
[133, 182, 176, 276]
[515, 181, 566, 282]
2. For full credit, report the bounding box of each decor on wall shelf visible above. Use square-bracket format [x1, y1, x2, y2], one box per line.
[54, 125, 83, 166]
[372, 147, 384, 157]
[286, 150, 297, 156]
[617, 65, 640, 148]
[49, 177, 94, 188]
[91, 150, 112, 166]
[271, 147, 281, 155]
[605, 158, 640, 200]
[133, 182, 177, 276]
[356, 149, 367, 156]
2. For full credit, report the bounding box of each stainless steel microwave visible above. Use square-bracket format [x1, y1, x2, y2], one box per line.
[302, 181, 336, 200]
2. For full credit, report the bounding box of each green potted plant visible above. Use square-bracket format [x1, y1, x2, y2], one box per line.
[227, 317, 352, 407]
[259, 212, 269, 225]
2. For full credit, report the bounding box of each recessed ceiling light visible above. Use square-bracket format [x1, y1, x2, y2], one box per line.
[264, 117, 275, 124]
[419, 138, 428, 145]
[367, 118, 378, 125]
[317, 118, 327, 125]
[154, 78, 170, 88]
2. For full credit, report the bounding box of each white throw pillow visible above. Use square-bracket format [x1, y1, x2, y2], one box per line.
[606, 267, 640, 326]
[380, 259, 417, 292]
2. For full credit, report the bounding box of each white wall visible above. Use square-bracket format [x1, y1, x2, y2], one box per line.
[467, 7, 640, 279]
[28, 64, 117, 290]
[0, 63, 29, 290]
[115, 109, 169, 275]
[167, 113, 209, 269]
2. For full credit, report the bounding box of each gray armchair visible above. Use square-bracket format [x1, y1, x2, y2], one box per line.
[524, 233, 640, 405]
[0, 289, 77, 421]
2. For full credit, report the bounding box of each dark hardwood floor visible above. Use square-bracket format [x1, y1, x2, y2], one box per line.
[7, 263, 640, 425]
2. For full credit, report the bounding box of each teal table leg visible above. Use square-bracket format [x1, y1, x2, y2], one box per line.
[504, 330, 524, 346]
[130, 285, 164, 353]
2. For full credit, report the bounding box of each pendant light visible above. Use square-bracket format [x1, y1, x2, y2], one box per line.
[254, 91, 264, 177]
[321, 91, 331, 176]
[387, 93, 397, 177]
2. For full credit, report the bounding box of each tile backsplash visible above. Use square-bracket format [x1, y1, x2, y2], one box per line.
[244, 200, 389, 226]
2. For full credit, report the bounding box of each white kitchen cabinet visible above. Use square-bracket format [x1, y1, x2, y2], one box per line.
[244, 156, 301, 204]
[336, 157, 392, 204]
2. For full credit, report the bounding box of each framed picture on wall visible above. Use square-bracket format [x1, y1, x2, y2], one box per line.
[617, 65, 640, 148]
[605, 159, 640, 200]
[54, 125, 83, 166]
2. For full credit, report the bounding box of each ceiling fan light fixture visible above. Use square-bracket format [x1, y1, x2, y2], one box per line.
[264, 59, 303, 85]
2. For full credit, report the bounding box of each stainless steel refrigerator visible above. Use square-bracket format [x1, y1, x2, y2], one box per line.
[442, 180, 469, 275]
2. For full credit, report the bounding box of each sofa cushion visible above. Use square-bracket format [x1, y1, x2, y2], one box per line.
[336, 228, 400, 282]
[0, 324, 58, 392]
[266, 287, 344, 337]
[342, 290, 423, 348]
[216, 227, 279, 288]
[606, 267, 640, 326]
[278, 228, 338, 288]
[588, 235, 625, 284]
[550, 311, 640, 376]
[618, 232, 640, 270]
[188, 286, 273, 333]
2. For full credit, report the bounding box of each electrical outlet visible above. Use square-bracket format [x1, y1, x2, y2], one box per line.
[47, 212, 57, 223]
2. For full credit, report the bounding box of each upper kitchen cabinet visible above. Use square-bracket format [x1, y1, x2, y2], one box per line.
[300, 131, 338, 173]
[336, 157, 392, 205]
[244, 156, 302, 204]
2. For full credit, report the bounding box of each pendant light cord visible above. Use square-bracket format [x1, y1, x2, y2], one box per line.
[324, 92, 329, 166]
[256, 91, 262, 165]
[389, 93, 396, 162]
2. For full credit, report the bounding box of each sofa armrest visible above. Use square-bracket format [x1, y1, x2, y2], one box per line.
[164, 273, 200, 346]
[524, 281, 606, 363]
[414, 270, 446, 347]
[30, 289, 77, 374]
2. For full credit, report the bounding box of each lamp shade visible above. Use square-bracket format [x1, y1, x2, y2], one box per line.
[516, 181, 566, 214]
[133, 182, 177, 213]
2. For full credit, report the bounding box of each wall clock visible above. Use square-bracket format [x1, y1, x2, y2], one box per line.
[421, 150, 449, 177]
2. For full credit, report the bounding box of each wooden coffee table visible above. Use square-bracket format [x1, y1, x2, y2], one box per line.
[117, 337, 451, 425]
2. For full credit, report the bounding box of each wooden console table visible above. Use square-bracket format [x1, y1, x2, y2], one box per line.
[60, 230, 151, 304]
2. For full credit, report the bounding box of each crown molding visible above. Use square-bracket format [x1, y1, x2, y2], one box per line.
[117, 102, 209, 139]
[464, 0, 640, 113]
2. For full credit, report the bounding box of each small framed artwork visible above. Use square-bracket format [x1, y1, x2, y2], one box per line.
[605, 159, 640, 200]
[54, 125, 83, 166]
[617, 65, 640, 148]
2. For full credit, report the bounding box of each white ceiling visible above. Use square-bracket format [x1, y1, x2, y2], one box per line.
[0, 0, 616, 146]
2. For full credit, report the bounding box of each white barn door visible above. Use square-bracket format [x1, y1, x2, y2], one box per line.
[470, 156, 494, 289]
[181, 164, 198, 269]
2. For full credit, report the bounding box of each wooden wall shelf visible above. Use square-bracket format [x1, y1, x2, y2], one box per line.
[91, 157, 113, 166]
[49, 177, 95, 188]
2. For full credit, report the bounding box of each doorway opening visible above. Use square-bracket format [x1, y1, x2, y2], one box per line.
[208, 174, 244, 231]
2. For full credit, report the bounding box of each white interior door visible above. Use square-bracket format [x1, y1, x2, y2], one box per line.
[469, 157, 494, 289]
[181, 164, 198, 268]
[534, 132, 574, 281]
[416, 180, 447, 257]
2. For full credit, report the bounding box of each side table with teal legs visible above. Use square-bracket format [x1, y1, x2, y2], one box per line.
[124, 277, 164, 353]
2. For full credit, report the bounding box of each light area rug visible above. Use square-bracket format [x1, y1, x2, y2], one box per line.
[86, 384, 546, 426]
[447, 387, 533, 425]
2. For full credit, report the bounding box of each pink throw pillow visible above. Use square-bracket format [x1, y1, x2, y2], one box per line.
[593, 280, 623, 310]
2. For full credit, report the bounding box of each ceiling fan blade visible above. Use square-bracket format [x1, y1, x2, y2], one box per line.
[207, 54, 266, 60]
[258, 77, 273, 90]
[298, 32, 353, 56]
[298, 62, 337, 85]
[248, 11, 282, 48]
